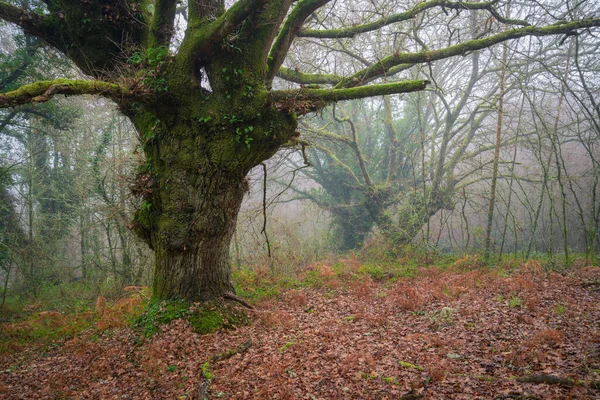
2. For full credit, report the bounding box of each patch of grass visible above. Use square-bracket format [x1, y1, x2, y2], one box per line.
[343, 315, 355, 323]
[135, 299, 251, 337]
[135, 299, 190, 337]
[399, 360, 425, 371]
[357, 263, 387, 281]
[554, 303, 566, 315]
[232, 266, 284, 302]
[509, 296, 522, 308]
[278, 341, 295, 353]
[0, 310, 96, 354]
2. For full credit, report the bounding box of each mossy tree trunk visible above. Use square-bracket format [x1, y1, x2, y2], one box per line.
[129, 98, 297, 301]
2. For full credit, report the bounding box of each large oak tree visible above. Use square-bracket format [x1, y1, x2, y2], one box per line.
[0, 0, 598, 302]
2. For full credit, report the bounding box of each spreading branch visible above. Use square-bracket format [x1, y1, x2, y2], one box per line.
[276, 67, 343, 85]
[298, 0, 529, 39]
[335, 18, 600, 88]
[0, 79, 133, 108]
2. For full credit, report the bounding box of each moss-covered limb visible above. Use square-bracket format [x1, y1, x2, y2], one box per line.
[276, 67, 342, 85]
[233, 0, 295, 70]
[199, 339, 252, 399]
[265, 0, 331, 85]
[306, 128, 353, 144]
[148, 0, 178, 47]
[298, 0, 528, 39]
[273, 80, 429, 113]
[0, 2, 59, 46]
[179, 0, 268, 64]
[0, 79, 133, 108]
[1, 0, 148, 76]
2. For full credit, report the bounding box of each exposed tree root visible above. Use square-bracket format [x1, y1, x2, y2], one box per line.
[223, 292, 255, 309]
[198, 339, 253, 399]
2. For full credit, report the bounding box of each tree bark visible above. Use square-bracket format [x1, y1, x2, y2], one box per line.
[150, 164, 246, 301]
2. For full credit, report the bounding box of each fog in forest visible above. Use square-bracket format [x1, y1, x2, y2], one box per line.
[1, 4, 599, 301]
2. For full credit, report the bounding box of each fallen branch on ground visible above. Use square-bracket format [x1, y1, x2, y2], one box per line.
[198, 339, 253, 399]
[517, 373, 600, 389]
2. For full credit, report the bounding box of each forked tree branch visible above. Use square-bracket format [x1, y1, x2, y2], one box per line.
[179, 0, 268, 63]
[266, 0, 331, 85]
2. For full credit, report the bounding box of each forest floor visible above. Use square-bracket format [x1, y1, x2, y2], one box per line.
[1, 257, 600, 399]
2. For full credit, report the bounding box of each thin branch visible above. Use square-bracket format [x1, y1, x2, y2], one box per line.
[335, 18, 600, 88]
[298, 0, 529, 39]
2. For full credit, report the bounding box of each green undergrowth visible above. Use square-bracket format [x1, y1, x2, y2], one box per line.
[2, 252, 595, 355]
[0, 284, 148, 355]
[232, 251, 597, 305]
[0, 310, 97, 354]
[134, 299, 252, 337]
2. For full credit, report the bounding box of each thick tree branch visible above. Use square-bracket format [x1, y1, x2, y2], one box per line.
[149, 0, 178, 47]
[298, 0, 529, 39]
[276, 67, 342, 85]
[0, 1, 59, 47]
[273, 80, 429, 115]
[0, 40, 38, 91]
[266, 0, 331, 86]
[336, 18, 600, 88]
[0, 79, 133, 108]
[179, 0, 268, 64]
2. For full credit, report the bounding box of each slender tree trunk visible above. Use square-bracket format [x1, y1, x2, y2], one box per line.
[484, 35, 508, 262]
